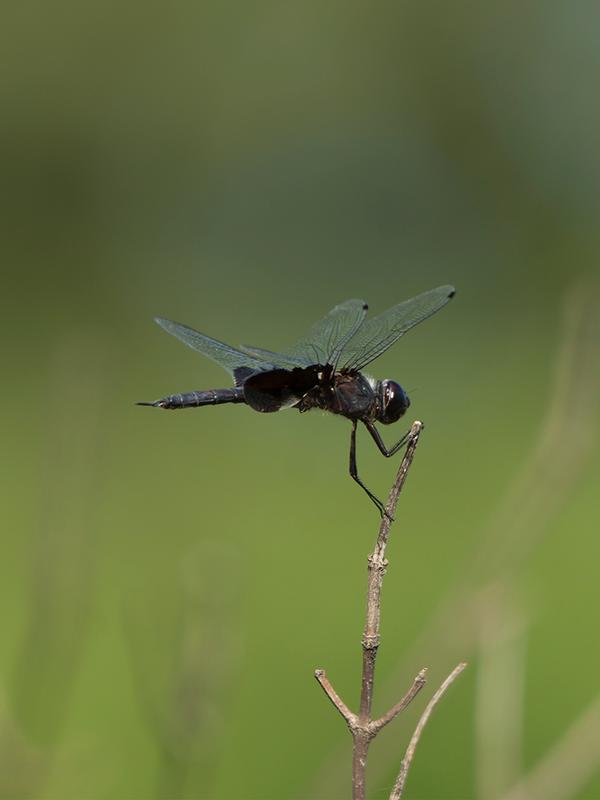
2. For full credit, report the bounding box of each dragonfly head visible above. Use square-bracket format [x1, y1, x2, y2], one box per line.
[376, 380, 410, 425]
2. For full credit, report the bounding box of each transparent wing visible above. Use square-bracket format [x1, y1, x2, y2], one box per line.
[339, 286, 455, 371]
[289, 298, 368, 366]
[241, 299, 368, 368]
[240, 300, 368, 367]
[155, 317, 275, 377]
[238, 345, 310, 369]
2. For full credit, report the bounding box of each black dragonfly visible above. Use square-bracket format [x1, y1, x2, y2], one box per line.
[139, 285, 455, 516]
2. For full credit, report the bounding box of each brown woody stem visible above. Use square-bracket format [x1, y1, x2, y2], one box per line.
[316, 420, 427, 800]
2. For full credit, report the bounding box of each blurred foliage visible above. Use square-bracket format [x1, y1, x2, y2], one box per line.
[2, 2, 600, 799]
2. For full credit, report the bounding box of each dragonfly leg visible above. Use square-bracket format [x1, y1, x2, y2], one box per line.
[349, 421, 391, 519]
[363, 419, 411, 457]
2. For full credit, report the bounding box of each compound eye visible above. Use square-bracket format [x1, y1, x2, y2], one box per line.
[380, 380, 410, 424]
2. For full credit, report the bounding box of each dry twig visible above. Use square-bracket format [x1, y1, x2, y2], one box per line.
[390, 661, 468, 799]
[315, 420, 467, 799]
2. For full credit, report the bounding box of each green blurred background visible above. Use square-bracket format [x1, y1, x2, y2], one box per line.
[3, 2, 600, 798]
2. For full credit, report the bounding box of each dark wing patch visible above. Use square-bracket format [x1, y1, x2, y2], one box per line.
[243, 367, 320, 412]
[233, 366, 258, 387]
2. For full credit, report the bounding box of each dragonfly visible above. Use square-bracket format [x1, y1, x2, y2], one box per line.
[139, 285, 455, 516]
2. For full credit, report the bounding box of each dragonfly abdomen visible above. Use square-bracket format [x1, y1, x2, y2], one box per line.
[138, 387, 245, 410]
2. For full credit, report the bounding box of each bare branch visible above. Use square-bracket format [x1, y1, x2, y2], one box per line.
[352, 421, 423, 800]
[370, 669, 428, 735]
[314, 670, 356, 729]
[390, 662, 468, 800]
[374, 421, 424, 562]
[315, 420, 466, 800]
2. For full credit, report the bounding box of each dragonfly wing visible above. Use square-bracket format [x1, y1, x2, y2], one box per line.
[155, 317, 275, 379]
[239, 299, 368, 368]
[286, 298, 368, 366]
[239, 344, 311, 368]
[339, 286, 455, 372]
